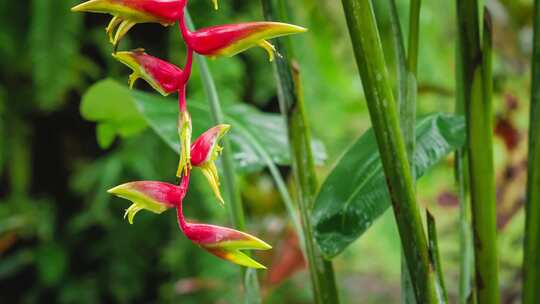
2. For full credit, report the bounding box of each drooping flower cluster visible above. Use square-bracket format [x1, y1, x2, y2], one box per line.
[72, 0, 306, 268]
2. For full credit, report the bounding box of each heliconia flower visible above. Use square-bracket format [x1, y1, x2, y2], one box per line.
[107, 180, 186, 224]
[190, 124, 231, 205]
[112, 49, 184, 96]
[176, 110, 192, 178]
[71, 0, 186, 47]
[182, 22, 307, 61]
[179, 213, 272, 268]
[176, 173, 271, 269]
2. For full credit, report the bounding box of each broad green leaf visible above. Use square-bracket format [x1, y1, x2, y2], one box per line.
[80, 79, 149, 146]
[312, 113, 465, 258]
[30, 0, 81, 110]
[96, 123, 117, 149]
[132, 90, 325, 172]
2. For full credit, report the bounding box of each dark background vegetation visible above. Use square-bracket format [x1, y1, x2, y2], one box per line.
[0, 0, 533, 302]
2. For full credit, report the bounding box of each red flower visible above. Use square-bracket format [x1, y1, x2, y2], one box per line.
[180, 21, 307, 61]
[71, 0, 187, 46]
[108, 180, 185, 224]
[113, 49, 184, 96]
[176, 172, 271, 269]
[189, 124, 231, 204]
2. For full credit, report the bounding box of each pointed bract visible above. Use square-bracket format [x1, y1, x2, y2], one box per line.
[190, 124, 230, 204]
[184, 22, 307, 61]
[71, 0, 186, 46]
[177, 208, 271, 269]
[113, 49, 183, 96]
[190, 124, 230, 166]
[108, 181, 185, 224]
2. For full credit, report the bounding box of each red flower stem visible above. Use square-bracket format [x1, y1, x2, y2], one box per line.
[183, 48, 194, 83]
[176, 170, 191, 232]
[178, 12, 191, 46]
[177, 15, 193, 113]
[178, 85, 187, 112]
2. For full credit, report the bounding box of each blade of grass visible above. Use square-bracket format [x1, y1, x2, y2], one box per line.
[523, 0, 540, 302]
[455, 3, 500, 303]
[184, 11, 260, 303]
[261, 1, 340, 302]
[340, 0, 438, 302]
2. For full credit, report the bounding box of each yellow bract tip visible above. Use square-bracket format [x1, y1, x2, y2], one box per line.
[71, 0, 106, 13]
[201, 163, 225, 206]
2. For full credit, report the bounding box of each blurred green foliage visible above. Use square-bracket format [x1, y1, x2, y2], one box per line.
[0, 0, 533, 303]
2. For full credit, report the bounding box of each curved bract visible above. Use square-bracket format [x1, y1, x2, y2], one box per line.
[107, 181, 185, 224]
[185, 22, 307, 61]
[113, 49, 184, 96]
[180, 219, 272, 269]
[71, 0, 186, 46]
[176, 173, 271, 269]
[190, 124, 230, 166]
[190, 124, 230, 205]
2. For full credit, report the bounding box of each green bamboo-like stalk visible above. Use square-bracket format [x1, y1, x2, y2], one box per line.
[341, 0, 437, 302]
[184, 12, 261, 303]
[455, 5, 474, 303]
[523, 0, 540, 302]
[455, 39, 474, 303]
[386, 1, 418, 302]
[260, 1, 340, 302]
[455, 3, 499, 303]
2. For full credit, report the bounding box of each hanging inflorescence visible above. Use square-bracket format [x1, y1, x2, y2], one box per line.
[71, 0, 306, 269]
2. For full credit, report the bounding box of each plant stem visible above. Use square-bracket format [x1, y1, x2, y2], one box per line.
[260, 1, 340, 303]
[455, 40, 474, 303]
[340, 0, 437, 302]
[407, 0, 421, 76]
[404, 0, 420, 163]
[184, 11, 260, 303]
[523, 0, 540, 302]
[455, 3, 499, 303]
[388, 0, 421, 302]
